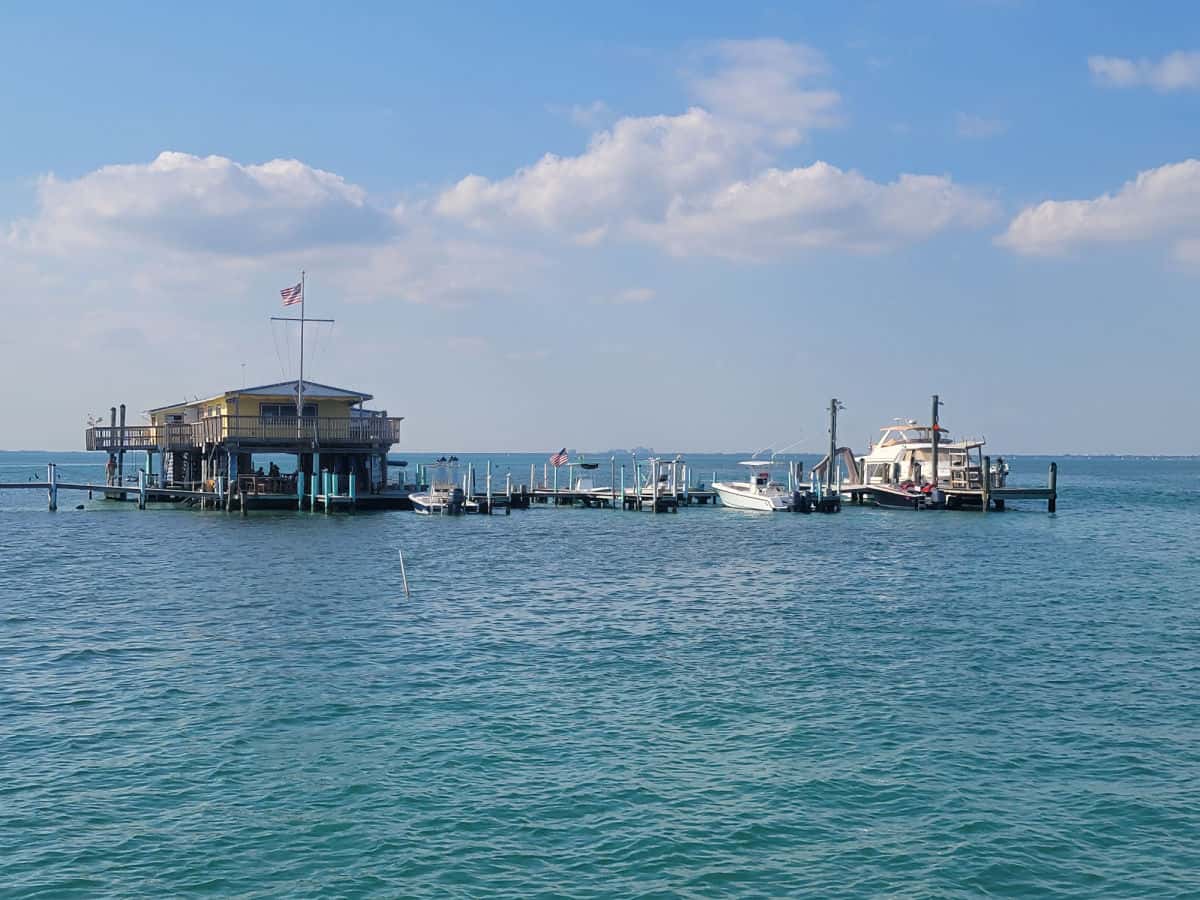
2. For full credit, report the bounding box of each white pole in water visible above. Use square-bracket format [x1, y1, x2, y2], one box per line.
[620, 464, 626, 509]
[47, 463, 57, 511]
[529, 463, 535, 493]
[486, 459, 493, 514]
[397, 548, 411, 598]
[611, 456, 616, 510]
[505, 469, 512, 498]
[137, 469, 146, 509]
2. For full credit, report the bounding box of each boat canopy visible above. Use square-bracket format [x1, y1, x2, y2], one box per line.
[739, 459, 776, 467]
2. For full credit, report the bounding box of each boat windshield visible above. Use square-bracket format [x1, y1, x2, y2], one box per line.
[879, 426, 949, 445]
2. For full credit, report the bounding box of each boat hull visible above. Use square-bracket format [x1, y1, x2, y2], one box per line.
[866, 485, 943, 510]
[712, 482, 792, 511]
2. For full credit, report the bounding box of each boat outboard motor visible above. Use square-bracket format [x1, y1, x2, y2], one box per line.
[449, 486, 465, 515]
[792, 490, 812, 513]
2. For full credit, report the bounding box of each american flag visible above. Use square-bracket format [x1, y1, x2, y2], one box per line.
[280, 282, 303, 306]
[549, 448, 568, 467]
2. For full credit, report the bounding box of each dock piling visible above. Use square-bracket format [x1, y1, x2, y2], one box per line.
[982, 455, 991, 513]
[1048, 462, 1057, 513]
[118, 404, 126, 489]
[47, 463, 57, 511]
[137, 470, 146, 509]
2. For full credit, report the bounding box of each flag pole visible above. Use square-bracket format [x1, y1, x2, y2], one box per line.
[298, 270, 305, 422]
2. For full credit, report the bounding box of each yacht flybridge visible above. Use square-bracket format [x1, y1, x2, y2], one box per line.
[712, 461, 794, 511]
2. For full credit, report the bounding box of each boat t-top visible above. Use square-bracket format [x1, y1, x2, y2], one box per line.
[410, 457, 479, 515]
[712, 461, 794, 511]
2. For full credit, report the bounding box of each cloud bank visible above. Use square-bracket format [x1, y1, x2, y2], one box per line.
[999, 159, 1200, 259]
[436, 39, 993, 258]
[1088, 51, 1200, 92]
[13, 152, 393, 255]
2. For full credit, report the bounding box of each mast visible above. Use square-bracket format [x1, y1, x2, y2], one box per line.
[826, 398, 842, 493]
[931, 393, 942, 498]
[298, 270, 305, 419]
[270, 271, 333, 437]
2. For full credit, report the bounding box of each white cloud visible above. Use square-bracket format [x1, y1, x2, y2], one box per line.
[955, 112, 1009, 139]
[634, 163, 995, 260]
[12, 151, 392, 254]
[568, 100, 613, 129]
[998, 158, 1200, 258]
[606, 287, 656, 304]
[436, 39, 987, 259]
[1088, 51, 1200, 92]
[686, 39, 841, 145]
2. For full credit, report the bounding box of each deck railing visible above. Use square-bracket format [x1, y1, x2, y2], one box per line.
[85, 415, 402, 451]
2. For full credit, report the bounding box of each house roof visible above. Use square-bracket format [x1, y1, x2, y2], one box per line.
[147, 380, 373, 413]
[234, 380, 373, 402]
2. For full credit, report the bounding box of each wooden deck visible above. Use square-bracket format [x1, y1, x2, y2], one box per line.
[86, 415, 402, 451]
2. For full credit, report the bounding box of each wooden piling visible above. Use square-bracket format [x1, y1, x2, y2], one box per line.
[982, 455, 991, 513]
[118, 404, 126, 488]
[1048, 462, 1057, 513]
[47, 463, 57, 511]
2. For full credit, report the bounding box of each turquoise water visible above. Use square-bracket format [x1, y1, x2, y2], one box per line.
[1, 452, 1197, 897]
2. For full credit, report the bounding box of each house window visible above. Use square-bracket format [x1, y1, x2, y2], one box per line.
[260, 403, 317, 418]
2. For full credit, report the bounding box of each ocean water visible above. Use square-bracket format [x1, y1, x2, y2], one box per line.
[1, 452, 1197, 897]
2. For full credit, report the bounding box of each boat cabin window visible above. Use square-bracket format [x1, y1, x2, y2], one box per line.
[260, 403, 318, 418]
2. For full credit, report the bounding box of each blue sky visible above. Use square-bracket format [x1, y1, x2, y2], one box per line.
[1, 1, 1198, 453]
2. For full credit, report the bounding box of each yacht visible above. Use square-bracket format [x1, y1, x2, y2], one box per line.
[712, 461, 794, 511]
[856, 420, 1007, 509]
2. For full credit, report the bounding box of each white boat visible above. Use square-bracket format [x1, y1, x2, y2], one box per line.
[855, 419, 1008, 509]
[410, 459, 479, 515]
[712, 461, 794, 511]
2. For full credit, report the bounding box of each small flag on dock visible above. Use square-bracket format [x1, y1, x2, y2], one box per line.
[280, 282, 303, 306]
[550, 448, 568, 467]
